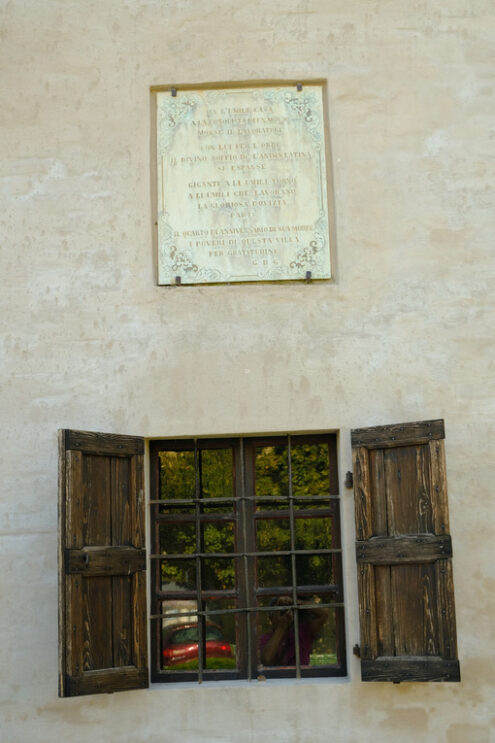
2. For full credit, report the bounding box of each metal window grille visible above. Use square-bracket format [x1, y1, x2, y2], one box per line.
[149, 434, 346, 682]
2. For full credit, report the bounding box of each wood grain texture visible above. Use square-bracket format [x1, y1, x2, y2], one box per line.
[65, 429, 144, 456]
[66, 668, 148, 697]
[361, 658, 460, 682]
[356, 535, 452, 564]
[352, 447, 373, 540]
[351, 419, 459, 682]
[429, 440, 450, 535]
[59, 429, 148, 696]
[351, 419, 444, 448]
[436, 559, 458, 660]
[66, 547, 146, 575]
[58, 431, 67, 696]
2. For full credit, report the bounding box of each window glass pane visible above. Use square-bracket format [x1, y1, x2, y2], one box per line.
[294, 517, 332, 550]
[256, 595, 336, 668]
[256, 518, 291, 552]
[161, 612, 199, 671]
[160, 558, 196, 591]
[159, 450, 196, 500]
[203, 557, 236, 590]
[204, 606, 238, 671]
[203, 521, 235, 553]
[201, 448, 234, 501]
[296, 553, 334, 586]
[302, 607, 337, 667]
[257, 554, 292, 588]
[291, 443, 330, 497]
[151, 435, 344, 681]
[161, 603, 197, 628]
[255, 445, 289, 502]
[159, 522, 196, 554]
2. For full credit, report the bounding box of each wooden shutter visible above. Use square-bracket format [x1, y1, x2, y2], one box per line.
[351, 419, 460, 682]
[58, 430, 148, 696]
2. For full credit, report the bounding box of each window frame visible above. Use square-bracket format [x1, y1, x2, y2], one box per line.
[149, 433, 347, 683]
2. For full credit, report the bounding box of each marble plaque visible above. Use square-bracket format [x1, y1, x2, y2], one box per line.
[156, 84, 332, 284]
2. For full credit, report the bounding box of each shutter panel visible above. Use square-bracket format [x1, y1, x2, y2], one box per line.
[351, 419, 460, 682]
[58, 430, 148, 696]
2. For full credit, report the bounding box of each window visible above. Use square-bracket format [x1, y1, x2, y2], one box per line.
[58, 420, 459, 696]
[149, 435, 346, 682]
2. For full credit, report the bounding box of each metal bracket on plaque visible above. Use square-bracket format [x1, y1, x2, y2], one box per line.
[171, 87, 177, 97]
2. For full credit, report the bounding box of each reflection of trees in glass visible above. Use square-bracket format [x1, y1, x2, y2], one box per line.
[159, 449, 234, 501]
[255, 444, 330, 499]
[159, 442, 334, 597]
[160, 522, 196, 554]
[256, 519, 291, 551]
[161, 559, 195, 590]
[160, 451, 195, 499]
[256, 516, 333, 586]
[294, 518, 332, 550]
[201, 449, 233, 499]
[291, 444, 330, 496]
[258, 555, 292, 587]
[255, 446, 289, 497]
[159, 448, 236, 588]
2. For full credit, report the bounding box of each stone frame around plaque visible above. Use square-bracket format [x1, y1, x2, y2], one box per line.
[151, 80, 335, 285]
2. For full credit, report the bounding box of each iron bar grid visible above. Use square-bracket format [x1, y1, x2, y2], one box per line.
[150, 434, 345, 682]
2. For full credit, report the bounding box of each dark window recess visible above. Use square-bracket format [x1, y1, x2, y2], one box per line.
[351, 419, 460, 683]
[149, 435, 346, 682]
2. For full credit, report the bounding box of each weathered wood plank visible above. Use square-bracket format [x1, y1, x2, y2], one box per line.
[356, 535, 452, 564]
[58, 431, 68, 697]
[383, 445, 434, 536]
[65, 429, 144, 456]
[351, 420, 459, 683]
[112, 455, 131, 546]
[429, 439, 450, 535]
[66, 547, 146, 575]
[422, 562, 440, 656]
[59, 430, 148, 696]
[351, 419, 444, 449]
[84, 576, 113, 670]
[83, 453, 112, 546]
[66, 668, 149, 697]
[132, 451, 145, 549]
[353, 446, 376, 658]
[436, 559, 458, 660]
[352, 447, 373, 540]
[66, 573, 84, 680]
[66, 450, 84, 549]
[113, 575, 132, 667]
[133, 570, 149, 672]
[361, 657, 460, 682]
[369, 449, 393, 655]
[357, 563, 377, 659]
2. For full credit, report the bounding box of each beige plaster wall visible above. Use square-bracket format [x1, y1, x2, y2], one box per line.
[1, 1, 494, 742]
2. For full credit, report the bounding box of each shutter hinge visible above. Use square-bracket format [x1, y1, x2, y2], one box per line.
[353, 644, 361, 658]
[345, 471, 353, 489]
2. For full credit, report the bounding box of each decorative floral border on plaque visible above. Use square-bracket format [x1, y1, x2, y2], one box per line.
[157, 85, 331, 284]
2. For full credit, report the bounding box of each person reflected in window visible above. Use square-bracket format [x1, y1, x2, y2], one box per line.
[259, 596, 329, 666]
